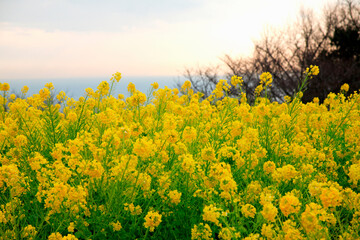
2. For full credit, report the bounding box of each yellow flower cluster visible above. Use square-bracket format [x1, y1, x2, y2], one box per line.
[202, 204, 222, 226]
[241, 204, 256, 218]
[255, 72, 273, 97]
[304, 65, 320, 76]
[124, 203, 142, 215]
[211, 79, 231, 99]
[0, 82, 10, 91]
[191, 223, 212, 240]
[0, 68, 359, 239]
[259, 72, 273, 86]
[111, 72, 122, 82]
[110, 221, 122, 231]
[144, 211, 162, 232]
[230, 75, 243, 87]
[279, 193, 301, 217]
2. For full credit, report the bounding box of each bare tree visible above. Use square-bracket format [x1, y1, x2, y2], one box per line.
[180, 0, 360, 103]
[176, 65, 221, 99]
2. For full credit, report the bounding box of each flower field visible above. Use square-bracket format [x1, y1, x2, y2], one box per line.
[0, 67, 360, 239]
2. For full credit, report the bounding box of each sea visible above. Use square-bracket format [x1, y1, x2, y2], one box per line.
[1, 76, 185, 100]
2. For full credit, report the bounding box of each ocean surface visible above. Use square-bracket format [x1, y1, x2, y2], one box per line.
[1, 76, 185, 100]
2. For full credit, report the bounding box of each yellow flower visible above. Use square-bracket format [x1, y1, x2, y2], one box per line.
[169, 190, 182, 205]
[279, 193, 301, 217]
[97, 81, 110, 96]
[45, 82, 54, 90]
[67, 111, 77, 122]
[127, 82, 136, 93]
[230, 75, 243, 87]
[272, 164, 299, 183]
[22, 225, 37, 238]
[218, 227, 236, 240]
[261, 203, 278, 222]
[180, 154, 196, 174]
[124, 203, 142, 215]
[182, 80, 191, 90]
[243, 233, 261, 240]
[348, 163, 360, 185]
[127, 90, 147, 106]
[61, 234, 78, 240]
[48, 232, 63, 240]
[230, 120, 243, 138]
[85, 87, 94, 96]
[84, 160, 104, 178]
[132, 137, 156, 159]
[21, 85, 29, 94]
[254, 85, 263, 96]
[68, 222, 75, 232]
[203, 204, 221, 226]
[304, 65, 319, 76]
[241, 204, 256, 218]
[246, 181, 262, 202]
[259, 72, 273, 86]
[263, 161, 276, 174]
[261, 224, 275, 239]
[151, 82, 159, 89]
[56, 91, 67, 101]
[173, 88, 179, 95]
[39, 88, 50, 99]
[282, 219, 304, 240]
[301, 203, 336, 235]
[118, 93, 125, 99]
[301, 203, 327, 235]
[201, 147, 216, 161]
[284, 95, 292, 103]
[13, 134, 28, 147]
[319, 186, 342, 208]
[219, 176, 237, 200]
[182, 126, 197, 143]
[0, 82, 10, 91]
[112, 72, 122, 82]
[340, 83, 349, 92]
[0, 210, 6, 224]
[191, 223, 212, 240]
[144, 211, 162, 232]
[110, 221, 122, 231]
[163, 129, 178, 143]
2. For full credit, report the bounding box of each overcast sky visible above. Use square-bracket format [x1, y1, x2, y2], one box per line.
[0, 0, 332, 79]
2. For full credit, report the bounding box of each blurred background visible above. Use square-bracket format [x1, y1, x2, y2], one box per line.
[0, 0, 358, 101]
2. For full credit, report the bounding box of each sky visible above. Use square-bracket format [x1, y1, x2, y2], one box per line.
[0, 0, 333, 80]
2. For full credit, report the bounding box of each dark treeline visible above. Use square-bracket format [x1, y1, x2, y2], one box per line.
[178, 0, 360, 104]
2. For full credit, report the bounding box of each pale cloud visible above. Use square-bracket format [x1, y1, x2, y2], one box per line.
[0, 0, 334, 79]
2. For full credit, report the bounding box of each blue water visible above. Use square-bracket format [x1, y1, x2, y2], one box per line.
[1, 76, 185, 100]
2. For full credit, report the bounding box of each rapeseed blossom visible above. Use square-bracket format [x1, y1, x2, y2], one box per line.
[112, 72, 122, 82]
[0, 67, 359, 239]
[261, 203, 278, 222]
[144, 211, 162, 232]
[230, 75, 243, 87]
[124, 203, 142, 215]
[110, 221, 122, 231]
[279, 193, 301, 217]
[259, 72, 273, 86]
[203, 204, 222, 226]
[151, 82, 159, 89]
[305, 65, 320, 76]
[0, 82, 10, 91]
[168, 190, 182, 205]
[241, 204, 256, 218]
[341, 83, 349, 92]
[191, 223, 212, 240]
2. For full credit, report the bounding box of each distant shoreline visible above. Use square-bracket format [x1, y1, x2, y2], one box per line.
[1, 76, 183, 100]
